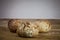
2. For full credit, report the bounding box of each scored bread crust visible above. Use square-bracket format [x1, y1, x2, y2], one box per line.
[17, 21, 39, 37]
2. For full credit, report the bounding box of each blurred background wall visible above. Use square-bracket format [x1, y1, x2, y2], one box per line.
[0, 0, 60, 19]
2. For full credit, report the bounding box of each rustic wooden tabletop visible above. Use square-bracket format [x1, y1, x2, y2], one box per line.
[0, 19, 60, 40]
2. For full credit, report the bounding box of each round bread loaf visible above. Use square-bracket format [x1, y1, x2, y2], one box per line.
[34, 21, 51, 32]
[17, 21, 39, 37]
[8, 19, 22, 33]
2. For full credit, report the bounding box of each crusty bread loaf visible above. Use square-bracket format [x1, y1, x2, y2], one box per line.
[34, 21, 51, 32]
[17, 21, 39, 37]
[8, 19, 22, 33]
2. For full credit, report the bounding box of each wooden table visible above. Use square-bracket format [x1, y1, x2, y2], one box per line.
[0, 19, 60, 40]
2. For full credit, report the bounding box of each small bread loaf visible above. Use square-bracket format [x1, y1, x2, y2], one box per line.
[8, 19, 22, 33]
[17, 21, 39, 37]
[34, 21, 51, 32]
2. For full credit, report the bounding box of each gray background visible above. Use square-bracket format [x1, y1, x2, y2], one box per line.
[0, 0, 60, 19]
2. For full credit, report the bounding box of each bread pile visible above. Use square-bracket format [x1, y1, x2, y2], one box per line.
[8, 19, 51, 37]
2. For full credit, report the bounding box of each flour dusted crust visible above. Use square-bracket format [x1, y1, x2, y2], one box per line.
[8, 19, 22, 33]
[17, 21, 39, 37]
[34, 21, 51, 32]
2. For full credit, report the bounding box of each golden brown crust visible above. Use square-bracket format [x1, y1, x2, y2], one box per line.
[8, 19, 22, 33]
[17, 21, 39, 37]
[34, 21, 51, 32]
